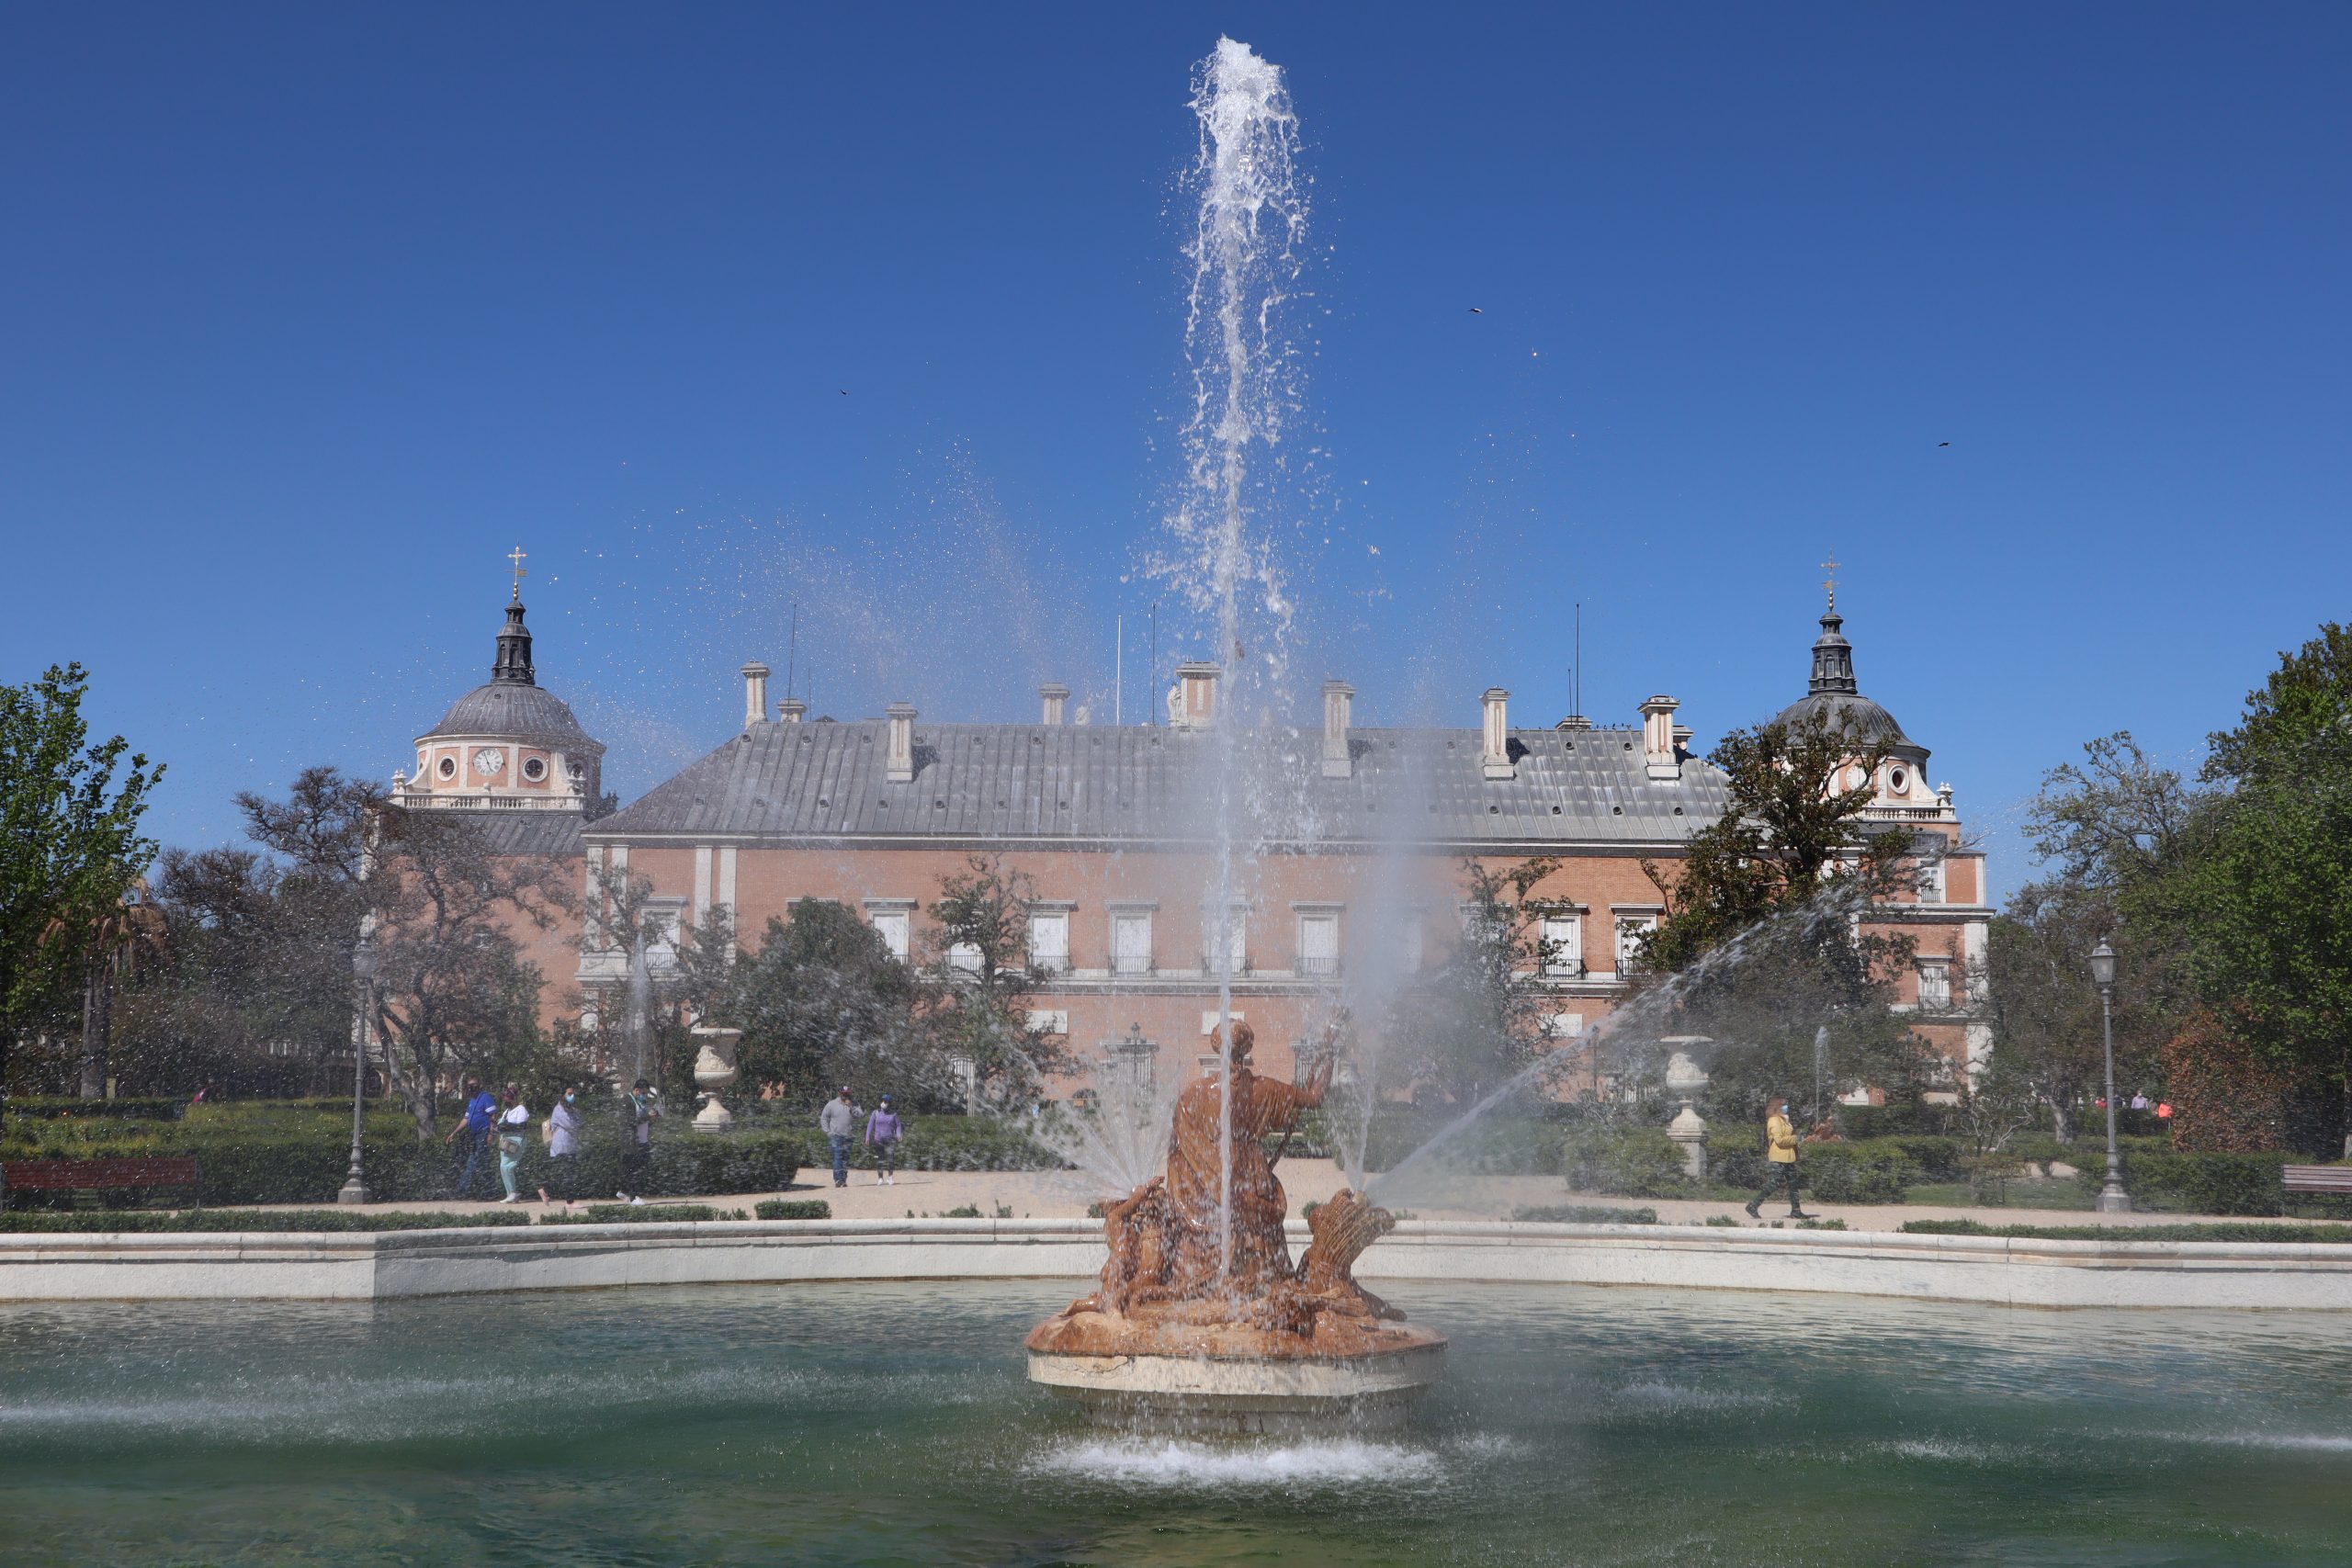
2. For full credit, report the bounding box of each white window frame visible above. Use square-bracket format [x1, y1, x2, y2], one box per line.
[1109, 905, 1156, 976]
[1920, 858, 1948, 905]
[1917, 959, 1951, 1010]
[1028, 908, 1071, 975]
[1540, 913, 1584, 976]
[1612, 909, 1660, 975]
[863, 898, 915, 964]
[1295, 905, 1341, 978]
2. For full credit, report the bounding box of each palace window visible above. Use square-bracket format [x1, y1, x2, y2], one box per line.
[947, 941, 985, 976]
[863, 900, 913, 963]
[1296, 908, 1340, 977]
[1920, 858, 1948, 905]
[1111, 909, 1154, 976]
[1203, 903, 1249, 976]
[1028, 910, 1070, 974]
[1541, 914, 1584, 976]
[1614, 913, 1660, 975]
[1917, 960, 1951, 1010]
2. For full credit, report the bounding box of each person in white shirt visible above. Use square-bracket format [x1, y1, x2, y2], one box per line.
[494, 1086, 533, 1203]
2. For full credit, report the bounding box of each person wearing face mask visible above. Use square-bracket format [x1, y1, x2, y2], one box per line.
[1746, 1092, 1816, 1221]
[538, 1086, 584, 1206]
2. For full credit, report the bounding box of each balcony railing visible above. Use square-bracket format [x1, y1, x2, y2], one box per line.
[1297, 954, 1340, 977]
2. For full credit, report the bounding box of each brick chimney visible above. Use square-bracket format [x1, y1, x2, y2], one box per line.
[777, 696, 808, 724]
[741, 662, 770, 731]
[1641, 695, 1682, 780]
[885, 703, 917, 782]
[1321, 680, 1354, 779]
[1481, 687, 1514, 780]
[1040, 683, 1069, 726]
[1175, 661, 1221, 730]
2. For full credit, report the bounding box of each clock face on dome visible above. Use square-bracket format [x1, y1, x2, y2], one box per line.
[473, 748, 506, 776]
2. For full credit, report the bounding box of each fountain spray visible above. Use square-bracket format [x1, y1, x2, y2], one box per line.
[1172, 37, 1307, 1284]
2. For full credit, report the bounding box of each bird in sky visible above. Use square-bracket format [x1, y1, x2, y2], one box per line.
[1938, 441, 1951, 447]
[1467, 307, 1482, 314]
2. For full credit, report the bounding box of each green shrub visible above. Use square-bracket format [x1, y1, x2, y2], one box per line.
[1801, 1144, 1916, 1204]
[2087, 1149, 2298, 1216]
[0, 1208, 529, 1233]
[1510, 1203, 1657, 1224]
[540, 1203, 744, 1225]
[4, 1096, 187, 1122]
[1902, 1218, 2352, 1244]
[1561, 1127, 1693, 1199]
[753, 1199, 831, 1220]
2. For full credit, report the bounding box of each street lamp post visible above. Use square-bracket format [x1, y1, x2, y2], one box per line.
[340, 933, 379, 1205]
[2090, 936, 2129, 1214]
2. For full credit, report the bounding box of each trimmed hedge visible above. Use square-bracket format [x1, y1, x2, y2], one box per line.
[1561, 1127, 1693, 1198]
[754, 1199, 831, 1220]
[0, 1208, 530, 1233]
[540, 1203, 744, 1225]
[2, 1097, 187, 1122]
[2079, 1147, 2352, 1217]
[1903, 1218, 2352, 1244]
[2, 1123, 802, 1209]
[1510, 1203, 1657, 1224]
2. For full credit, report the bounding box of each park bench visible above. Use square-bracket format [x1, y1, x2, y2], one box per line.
[0, 1156, 200, 1210]
[2282, 1166, 2352, 1211]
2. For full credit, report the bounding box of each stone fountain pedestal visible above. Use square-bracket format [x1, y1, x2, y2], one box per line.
[1026, 1312, 1445, 1436]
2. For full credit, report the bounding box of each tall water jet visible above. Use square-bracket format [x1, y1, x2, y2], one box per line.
[1171, 35, 1310, 1286]
[1028, 39, 1443, 1433]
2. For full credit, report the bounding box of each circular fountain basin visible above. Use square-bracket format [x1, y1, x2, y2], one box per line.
[1026, 1314, 1447, 1436]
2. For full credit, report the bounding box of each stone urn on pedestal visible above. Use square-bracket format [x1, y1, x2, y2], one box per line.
[1663, 1046, 1711, 1181]
[689, 1025, 741, 1134]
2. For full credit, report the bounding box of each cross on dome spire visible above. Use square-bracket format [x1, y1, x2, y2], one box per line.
[508, 545, 528, 603]
[1820, 554, 1840, 613]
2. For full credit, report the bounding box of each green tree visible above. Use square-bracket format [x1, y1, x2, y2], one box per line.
[1389, 857, 1567, 1108]
[2175, 626, 2352, 1154]
[924, 854, 1069, 1109]
[1630, 711, 1931, 1119]
[0, 664, 163, 1119]
[723, 899, 936, 1107]
[361, 804, 571, 1138]
[1984, 878, 2164, 1143]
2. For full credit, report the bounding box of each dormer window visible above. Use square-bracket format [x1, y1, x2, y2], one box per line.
[1887, 765, 1908, 795]
[523, 756, 548, 782]
[436, 756, 457, 781]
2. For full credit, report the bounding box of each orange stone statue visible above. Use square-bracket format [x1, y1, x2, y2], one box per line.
[1029, 1019, 1445, 1388]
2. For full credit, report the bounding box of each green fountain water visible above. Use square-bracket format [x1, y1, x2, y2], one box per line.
[5, 1280, 2349, 1566]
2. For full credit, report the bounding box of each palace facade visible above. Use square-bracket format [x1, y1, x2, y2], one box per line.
[395, 584, 1992, 1093]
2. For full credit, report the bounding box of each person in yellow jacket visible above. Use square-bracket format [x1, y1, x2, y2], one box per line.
[1746, 1093, 1817, 1220]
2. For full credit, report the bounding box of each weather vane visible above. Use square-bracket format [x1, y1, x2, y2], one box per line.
[508, 545, 527, 602]
[1820, 554, 1840, 613]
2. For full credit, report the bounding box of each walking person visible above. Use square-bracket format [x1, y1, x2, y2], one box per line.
[493, 1086, 533, 1203]
[443, 1077, 498, 1198]
[1746, 1092, 1816, 1220]
[617, 1078, 658, 1205]
[538, 1085, 584, 1206]
[864, 1093, 904, 1187]
[820, 1087, 861, 1189]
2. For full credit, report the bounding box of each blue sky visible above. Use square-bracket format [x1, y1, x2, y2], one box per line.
[6, 4, 2348, 897]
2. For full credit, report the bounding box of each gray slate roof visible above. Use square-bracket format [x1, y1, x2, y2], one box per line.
[448, 810, 586, 857]
[593, 721, 1731, 847]
[424, 682, 598, 747]
[1770, 691, 1925, 759]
